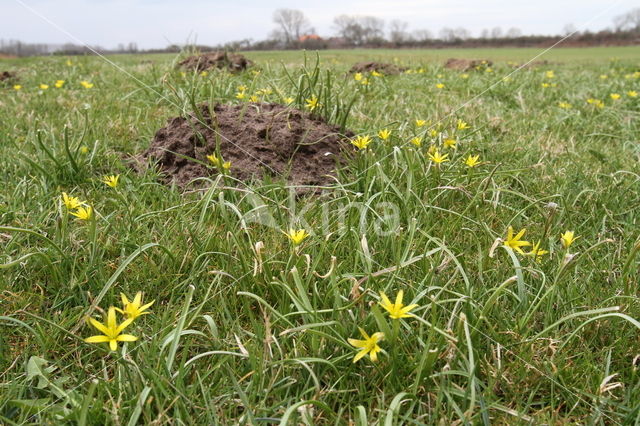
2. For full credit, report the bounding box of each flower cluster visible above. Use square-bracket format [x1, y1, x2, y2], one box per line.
[348, 290, 419, 363]
[503, 226, 580, 262]
[85, 292, 154, 351]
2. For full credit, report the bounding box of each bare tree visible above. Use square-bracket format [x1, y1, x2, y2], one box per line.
[490, 27, 503, 38]
[480, 29, 490, 39]
[613, 8, 640, 32]
[333, 15, 385, 45]
[360, 16, 385, 43]
[453, 27, 470, 40]
[412, 29, 433, 42]
[333, 15, 362, 44]
[273, 9, 311, 46]
[439, 27, 456, 42]
[562, 23, 577, 36]
[389, 20, 409, 43]
[505, 27, 522, 38]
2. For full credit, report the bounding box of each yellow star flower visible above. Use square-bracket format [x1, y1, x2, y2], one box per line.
[428, 149, 449, 164]
[39, 84, 49, 90]
[207, 154, 231, 172]
[354, 72, 363, 81]
[286, 229, 309, 246]
[207, 154, 221, 166]
[371, 70, 383, 77]
[415, 119, 426, 127]
[545, 70, 555, 79]
[351, 135, 372, 150]
[101, 175, 119, 188]
[305, 95, 320, 111]
[85, 306, 138, 351]
[379, 290, 418, 320]
[116, 292, 155, 320]
[560, 231, 578, 249]
[71, 206, 92, 221]
[378, 129, 391, 141]
[610, 93, 621, 100]
[443, 138, 457, 149]
[558, 101, 572, 109]
[410, 137, 422, 147]
[55, 80, 65, 88]
[599, 74, 608, 80]
[249, 95, 259, 102]
[235, 91, 246, 100]
[80, 81, 94, 89]
[456, 119, 469, 130]
[284, 97, 294, 104]
[348, 328, 384, 363]
[61, 192, 84, 210]
[628, 91, 638, 98]
[428, 129, 439, 138]
[464, 154, 480, 168]
[528, 241, 549, 263]
[435, 83, 445, 89]
[503, 226, 531, 254]
[587, 98, 604, 109]
[13, 84, 22, 90]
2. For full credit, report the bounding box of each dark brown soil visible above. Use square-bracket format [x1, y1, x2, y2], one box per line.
[0, 71, 17, 82]
[178, 51, 253, 72]
[444, 58, 493, 71]
[136, 103, 353, 189]
[349, 62, 405, 75]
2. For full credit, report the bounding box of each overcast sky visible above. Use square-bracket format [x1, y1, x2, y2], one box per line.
[2, 0, 636, 49]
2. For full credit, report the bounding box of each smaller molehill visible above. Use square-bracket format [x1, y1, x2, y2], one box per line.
[178, 51, 253, 72]
[0, 71, 17, 83]
[349, 62, 406, 75]
[444, 58, 493, 71]
[136, 103, 353, 189]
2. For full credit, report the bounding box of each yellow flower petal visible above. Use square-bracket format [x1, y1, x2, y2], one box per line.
[85, 335, 110, 343]
[116, 334, 138, 342]
[88, 317, 110, 335]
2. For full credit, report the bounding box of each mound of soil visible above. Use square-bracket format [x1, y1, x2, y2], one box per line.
[137, 103, 353, 188]
[444, 58, 493, 71]
[178, 51, 253, 72]
[349, 62, 405, 75]
[0, 71, 17, 82]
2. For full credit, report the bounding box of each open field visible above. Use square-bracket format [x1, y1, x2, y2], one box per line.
[1, 48, 640, 424]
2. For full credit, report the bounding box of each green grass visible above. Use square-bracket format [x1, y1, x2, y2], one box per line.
[1, 48, 640, 424]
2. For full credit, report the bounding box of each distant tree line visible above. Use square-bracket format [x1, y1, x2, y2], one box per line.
[1, 7, 639, 57]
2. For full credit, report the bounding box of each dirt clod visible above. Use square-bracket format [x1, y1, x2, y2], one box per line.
[0, 71, 17, 82]
[349, 62, 405, 75]
[137, 103, 353, 189]
[444, 58, 493, 71]
[178, 51, 253, 72]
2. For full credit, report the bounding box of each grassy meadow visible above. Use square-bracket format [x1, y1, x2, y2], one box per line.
[1, 47, 640, 424]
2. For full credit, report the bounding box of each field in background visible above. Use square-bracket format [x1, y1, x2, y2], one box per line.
[1, 47, 640, 424]
[244, 46, 640, 64]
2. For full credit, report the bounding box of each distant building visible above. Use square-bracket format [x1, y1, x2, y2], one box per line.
[299, 34, 322, 42]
